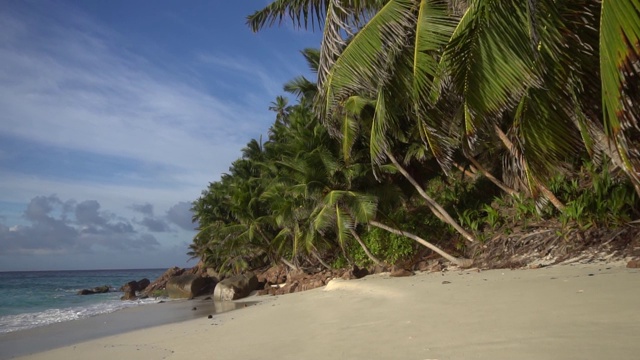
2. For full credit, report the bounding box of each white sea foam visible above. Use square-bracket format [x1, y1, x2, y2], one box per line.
[0, 297, 161, 334]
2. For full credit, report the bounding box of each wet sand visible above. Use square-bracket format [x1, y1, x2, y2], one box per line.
[0, 298, 245, 359]
[5, 262, 640, 360]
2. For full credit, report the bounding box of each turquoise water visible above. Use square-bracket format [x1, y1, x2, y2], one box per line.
[0, 269, 167, 333]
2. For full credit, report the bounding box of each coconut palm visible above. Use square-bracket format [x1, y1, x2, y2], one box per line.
[249, 0, 640, 206]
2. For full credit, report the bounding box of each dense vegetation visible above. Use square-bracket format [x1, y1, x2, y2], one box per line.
[189, 0, 640, 275]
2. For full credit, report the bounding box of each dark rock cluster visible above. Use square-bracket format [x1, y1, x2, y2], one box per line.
[77, 285, 110, 295]
[119, 278, 151, 300]
[103, 258, 446, 302]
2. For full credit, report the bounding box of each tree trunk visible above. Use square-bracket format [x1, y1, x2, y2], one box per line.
[493, 125, 565, 211]
[466, 155, 517, 196]
[453, 161, 479, 180]
[280, 257, 298, 271]
[369, 220, 472, 267]
[255, 225, 277, 263]
[537, 183, 565, 211]
[312, 250, 332, 270]
[349, 228, 384, 266]
[589, 125, 640, 198]
[385, 150, 476, 243]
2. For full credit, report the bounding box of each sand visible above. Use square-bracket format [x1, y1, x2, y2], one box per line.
[6, 262, 640, 360]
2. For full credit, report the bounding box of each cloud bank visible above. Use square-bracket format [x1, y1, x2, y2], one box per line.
[0, 195, 195, 257]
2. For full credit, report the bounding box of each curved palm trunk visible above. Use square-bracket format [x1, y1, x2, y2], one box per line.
[494, 125, 565, 211]
[255, 225, 277, 263]
[588, 124, 640, 198]
[466, 155, 517, 196]
[255, 225, 308, 271]
[453, 161, 479, 180]
[369, 220, 472, 267]
[312, 250, 332, 270]
[280, 257, 299, 271]
[349, 228, 383, 266]
[537, 185, 565, 211]
[385, 151, 476, 243]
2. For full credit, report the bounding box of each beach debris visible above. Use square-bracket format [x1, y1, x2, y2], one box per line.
[192, 307, 197, 311]
[257, 269, 332, 296]
[371, 263, 391, 274]
[390, 268, 414, 277]
[442, 281, 451, 285]
[257, 264, 288, 286]
[341, 265, 369, 280]
[207, 314, 213, 319]
[627, 259, 640, 268]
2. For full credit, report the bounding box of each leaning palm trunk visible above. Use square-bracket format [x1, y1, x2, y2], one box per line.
[255, 225, 278, 264]
[349, 228, 384, 266]
[280, 257, 298, 271]
[581, 122, 640, 198]
[466, 154, 517, 196]
[453, 161, 479, 180]
[311, 250, 332, 270]
[385, 151, 476, 243]
[368, 220, 472, 267]
[494, 125, 565, 211]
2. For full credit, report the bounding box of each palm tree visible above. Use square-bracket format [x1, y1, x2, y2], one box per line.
[250, 1, 482, 242]
[269, 96, 292, 125]
[249, 0, 640, 206]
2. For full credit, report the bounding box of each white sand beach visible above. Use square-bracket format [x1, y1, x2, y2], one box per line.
[12, 262, 640, 360]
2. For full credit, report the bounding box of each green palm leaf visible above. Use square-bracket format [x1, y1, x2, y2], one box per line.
[318, 0, 415, 120]
[409, 0, 458, 168]
[443, 0, 538, 137]
[600, 0, 640, 184]
[247, 0, 329, 31]
[334, 205, 354, 248]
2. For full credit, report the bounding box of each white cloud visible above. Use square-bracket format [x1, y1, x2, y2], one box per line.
[196, 53, 286, 98]
[0, 172, 201, 218]
[0, 8, 274, 180]
[0, 195, 197, 263]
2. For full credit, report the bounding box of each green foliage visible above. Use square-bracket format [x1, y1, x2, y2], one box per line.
[559, 162, 639, 228]
[511, 194, 538, 226]
[190, 3, 640, 273]
[150, 289, 167, 298]
[356, 227, 415, 266]
[331, 256, 349, 269]
[458, 208, 481, 232]
[482, 204, 502, 230]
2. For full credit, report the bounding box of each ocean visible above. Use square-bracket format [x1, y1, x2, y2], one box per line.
[0, 268, 167, 334]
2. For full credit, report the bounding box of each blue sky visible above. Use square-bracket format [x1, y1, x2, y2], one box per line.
[0, 1, 321, 271]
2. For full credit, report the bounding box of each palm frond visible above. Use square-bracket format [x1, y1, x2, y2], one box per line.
[600, 0, 640, 184]
[443, 0, 539, 138]
[284, 76, 317, 100]
[317, 0, 415, 121]
[247, 0, 328, 32]
[410, 0, 458, 170]
[512, 88, 582, 182]
[334, 205, 354, 248]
